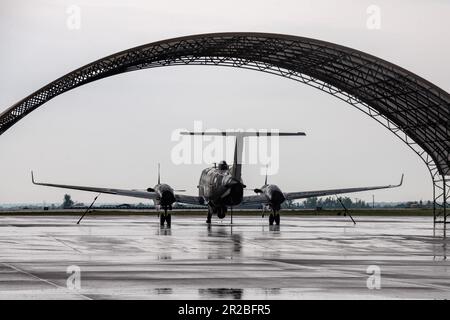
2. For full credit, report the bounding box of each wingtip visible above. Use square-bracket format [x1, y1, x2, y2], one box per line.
[400, 173, 404, 186]
[31, 170, 35, 184]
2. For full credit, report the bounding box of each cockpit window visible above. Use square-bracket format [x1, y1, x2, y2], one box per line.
[218, 161, 229, 170]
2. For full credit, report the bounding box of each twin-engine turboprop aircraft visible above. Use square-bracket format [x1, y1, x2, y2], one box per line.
[31, 130, 403, 226]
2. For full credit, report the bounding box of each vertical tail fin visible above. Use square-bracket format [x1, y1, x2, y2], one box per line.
[180, 131, 305, 183]
[231, 135, 244, 182]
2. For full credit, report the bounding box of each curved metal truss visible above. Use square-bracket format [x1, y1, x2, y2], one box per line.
[0, 32, 449, 224]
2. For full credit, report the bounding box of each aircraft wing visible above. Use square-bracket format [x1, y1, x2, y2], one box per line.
[31, 172, 158, 200]
[241, 175, 404, 205]
[174, 194, 205, 206]
[284, 174, 404, 201]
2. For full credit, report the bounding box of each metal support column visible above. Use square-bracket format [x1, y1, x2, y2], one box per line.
[433, 175, 449, 226]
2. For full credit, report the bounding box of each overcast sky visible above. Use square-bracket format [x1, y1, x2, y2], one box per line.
[0, 0, 449, 205]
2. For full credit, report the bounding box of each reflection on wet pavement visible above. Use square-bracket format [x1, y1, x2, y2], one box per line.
[198, 288, 243, 299]
[0, 215, 449, 299]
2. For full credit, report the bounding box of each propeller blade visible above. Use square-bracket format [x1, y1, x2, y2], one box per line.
[157, 163, 160, 184]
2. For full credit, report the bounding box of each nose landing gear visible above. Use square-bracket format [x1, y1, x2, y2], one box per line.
[217, 206, 226, 219]
[206, 205, 227, 224]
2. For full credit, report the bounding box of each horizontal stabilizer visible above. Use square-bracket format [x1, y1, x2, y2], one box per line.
[180, 131, 305, 137]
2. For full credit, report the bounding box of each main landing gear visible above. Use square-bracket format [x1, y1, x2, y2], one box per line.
[206, 205, 213, 224]
[269, 211, 280, 226]
[262, 205, 280, 226]
[160, 207, 171, 227]
[206, 205, 227, 224]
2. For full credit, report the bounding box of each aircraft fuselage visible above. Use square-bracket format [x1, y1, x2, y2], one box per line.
[198, 166, 244, 207]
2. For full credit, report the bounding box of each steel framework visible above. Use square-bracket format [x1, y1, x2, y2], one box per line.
[0, 33, 449, 224]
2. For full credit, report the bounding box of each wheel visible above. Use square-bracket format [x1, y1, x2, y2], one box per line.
[274, 213, 280, 225]
[166, 214, 171, 227]
[217, 206, 226, 219]
[160, 214, 165, 226]
[269, 213, 274, 225]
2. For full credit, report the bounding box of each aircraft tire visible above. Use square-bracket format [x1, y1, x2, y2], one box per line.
[274, 213, 280, 225]
[166, 214, 171, 227]
[160, 214, 165, 226]
[269, 213, 274, 225]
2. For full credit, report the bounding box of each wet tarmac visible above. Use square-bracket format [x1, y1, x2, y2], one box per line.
[0, 215, 448, 299]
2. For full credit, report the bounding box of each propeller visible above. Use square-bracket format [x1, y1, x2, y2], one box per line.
[157, 163, 160, 184]
[253, 165, 269, 194]
[264, 164, 268, 185]
[154, 163, 184, 191]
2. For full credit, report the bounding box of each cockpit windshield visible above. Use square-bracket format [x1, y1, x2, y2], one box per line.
[218, 161, 229, 170]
